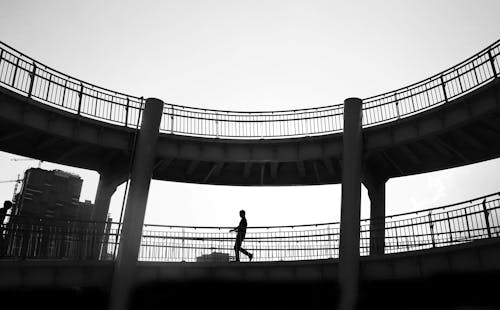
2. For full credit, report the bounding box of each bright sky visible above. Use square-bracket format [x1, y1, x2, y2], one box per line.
[0, 0, 500, 227]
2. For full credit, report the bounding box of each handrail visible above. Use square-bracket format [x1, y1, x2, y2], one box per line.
[0, 39, 498, 138]
[2, 191, 499, 262]
[4, 191, 498, 229]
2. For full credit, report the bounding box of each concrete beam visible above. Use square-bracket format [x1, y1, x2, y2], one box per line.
[296, 161, 306, 178]
[202, 163, 219, 183]
[243, 162, 252, 179]
[322, 158, 335, 176]
[186, 160, 199, 175]
[270, 162, 279, 180]
[35, 137, 60, 151]
[0, 130, 24, 142]
[435, 136, 469, 162]
[382, 151, 404, 175]
[312, 161, 321, 184]
[260, 163, 266, 185]
[400, 144, 421, 165]
[56, 144, 88, 162]
[456, 128, 487, 150]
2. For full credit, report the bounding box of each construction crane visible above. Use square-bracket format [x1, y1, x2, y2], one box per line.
[10, 158, 43, 168]
[0, 179, 22, 184]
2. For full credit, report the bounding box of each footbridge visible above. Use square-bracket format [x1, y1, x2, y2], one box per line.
[0, 40, 500, 188]
[1, 192, 499, 309]
[1, 39, 500, 309]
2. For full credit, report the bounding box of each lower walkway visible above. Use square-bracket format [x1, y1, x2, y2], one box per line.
[0, 237, 499, 309]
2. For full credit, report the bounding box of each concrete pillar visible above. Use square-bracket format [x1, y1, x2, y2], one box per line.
[108, 98, 163, 310]
[90, 172, 126, 259]
[363, 172, 387, 256]
[92, 173, 126, 223]
[338, 97, 363, 310]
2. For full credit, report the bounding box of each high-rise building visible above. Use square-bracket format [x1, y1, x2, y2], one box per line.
[5, 168, 98, 258]
[14, 168, 93, 221]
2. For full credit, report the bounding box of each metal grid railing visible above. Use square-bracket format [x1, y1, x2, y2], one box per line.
[0, 39, 498, 138]
[1, 192, 499, 262]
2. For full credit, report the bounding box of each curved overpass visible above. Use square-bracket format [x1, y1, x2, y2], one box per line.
[0, 40, 499, 187]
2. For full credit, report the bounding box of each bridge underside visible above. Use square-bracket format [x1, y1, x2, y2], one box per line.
[1, 80, 500, 186]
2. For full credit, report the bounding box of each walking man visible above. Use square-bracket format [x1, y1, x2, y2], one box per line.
[0, 201, 13, 256]
[230, 210, 253, 262]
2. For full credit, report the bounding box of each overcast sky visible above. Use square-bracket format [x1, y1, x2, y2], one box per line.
[0, 0, 500, 227]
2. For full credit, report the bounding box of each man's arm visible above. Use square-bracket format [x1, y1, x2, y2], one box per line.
[229, 222, 241, 232]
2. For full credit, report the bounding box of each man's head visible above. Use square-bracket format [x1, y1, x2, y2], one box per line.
[3, 201, 12, 209]
[239, 210, 245, 218]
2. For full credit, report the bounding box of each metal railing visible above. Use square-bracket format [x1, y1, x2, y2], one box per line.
[1, 192, 499, 262]
[0, 39, 498, 138]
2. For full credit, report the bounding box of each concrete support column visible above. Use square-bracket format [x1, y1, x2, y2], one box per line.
[90, 172, 126, 259]
[338, 97, 363, 310]
[108, 98, 163, 310]
[363, 172, 387, 256]
[92, 173, 126, 223]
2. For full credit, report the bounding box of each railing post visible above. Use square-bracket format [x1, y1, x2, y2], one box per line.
[77, 83, 83, 115]
[61, 80, 67, 107]
[11, 57, 20, 87]
[482, 199, 492, 238]
[181, 228, 185, 262]
[446, 211, 453, 243]
[124, 97, 130, 127]
[28, 62, 37, 98]
[488, 50, 498, 77]
[411, 220, 417, 249]
[456, 69, 464, 93]
[440, 75, 448, 103]
[215, 112, 219, 138]
[170, 106, 174, 134]
[260, 117, 264, 139]
[394, 93, 400, 119]
[45, 74, 52, 101]
[428, 212, 435, 248]
[394, 223, 399, 250]
[464, 208, 471, 239]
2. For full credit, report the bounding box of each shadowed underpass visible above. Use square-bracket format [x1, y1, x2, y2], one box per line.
[1, 273, 499, 310]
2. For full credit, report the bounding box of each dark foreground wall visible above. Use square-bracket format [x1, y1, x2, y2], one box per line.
[1, 272, 499, 310]
[1, 238, 499, 310]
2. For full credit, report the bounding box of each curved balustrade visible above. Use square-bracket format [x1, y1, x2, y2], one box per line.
[2, 192, 499, 262]
[0, 40, 499, 138]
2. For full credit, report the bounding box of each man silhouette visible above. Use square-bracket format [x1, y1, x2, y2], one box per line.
[230, 210, 253, 262]
[0, 201, 12, 225]
[0, 201, 13, 256]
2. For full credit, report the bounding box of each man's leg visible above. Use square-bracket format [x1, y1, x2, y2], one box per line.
[234, 237, 241, 261]
[239, 237, 253, 261]
[240, 247, 253, 260]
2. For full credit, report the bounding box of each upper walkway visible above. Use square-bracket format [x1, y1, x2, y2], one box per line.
[0, 40, 500, 184]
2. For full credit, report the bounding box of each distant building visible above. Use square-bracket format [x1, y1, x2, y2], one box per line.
[5, 168, 100, 258]
[14, 168, 93, 221]
[196, 251, 231, 262]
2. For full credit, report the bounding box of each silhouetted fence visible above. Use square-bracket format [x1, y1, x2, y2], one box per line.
[0, 39, 498, 138]
[1, 192, 499, 262]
